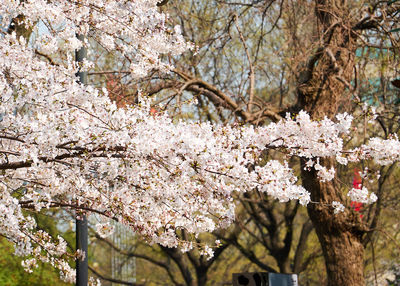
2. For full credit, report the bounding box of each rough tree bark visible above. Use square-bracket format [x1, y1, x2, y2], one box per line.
[298, 1, 366, 285]
[302, 162, 366, 286]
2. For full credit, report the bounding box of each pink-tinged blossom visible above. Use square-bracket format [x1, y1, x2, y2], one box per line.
[360, 135, 400, 165]
[347, 187, 378, 204]
[332, 201, 345, 214]
[0, 0, 399, 282]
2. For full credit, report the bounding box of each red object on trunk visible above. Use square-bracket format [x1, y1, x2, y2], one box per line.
[351, 169, 363, 217]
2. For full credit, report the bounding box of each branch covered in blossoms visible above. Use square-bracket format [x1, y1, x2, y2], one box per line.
[0, 0, 399, 282]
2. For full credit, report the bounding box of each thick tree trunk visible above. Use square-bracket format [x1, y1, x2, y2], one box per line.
[301, 162, 365, 286]
[296, 1, 367, 285]
[317, 225, 364, 286]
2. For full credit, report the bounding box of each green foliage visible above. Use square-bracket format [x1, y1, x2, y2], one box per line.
[0, 237, 70, 286]
[0, 210, 75, 286]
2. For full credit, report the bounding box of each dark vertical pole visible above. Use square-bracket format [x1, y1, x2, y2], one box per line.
[75, 34, 88, 286]
[76, 216, 88, 286]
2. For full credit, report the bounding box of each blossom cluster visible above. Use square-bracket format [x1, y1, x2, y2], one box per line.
[347, 187, 378, 204]
[332, 201, 345, 214]
[1, 0, 191, 77]
[0, 0, 399, 281]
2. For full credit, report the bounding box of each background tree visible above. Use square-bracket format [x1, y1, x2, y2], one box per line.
[1, 1, 400, 286]
[135, 1, 400, 285]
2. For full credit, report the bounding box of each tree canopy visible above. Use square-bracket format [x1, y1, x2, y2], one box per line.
[1, 1, 400, 285]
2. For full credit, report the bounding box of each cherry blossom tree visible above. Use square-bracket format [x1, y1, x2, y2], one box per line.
[0, 1, 399, 285]
[143, 1, 400, 285]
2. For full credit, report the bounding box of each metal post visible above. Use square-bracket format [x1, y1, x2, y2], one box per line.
[76, 216, 88, 286]
[75, 34, 88, 286]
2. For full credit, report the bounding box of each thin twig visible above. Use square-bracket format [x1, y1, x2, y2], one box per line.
[233, 14, 255, 113]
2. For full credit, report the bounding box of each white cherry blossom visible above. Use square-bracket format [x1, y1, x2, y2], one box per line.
[0, 0, 399, 282]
